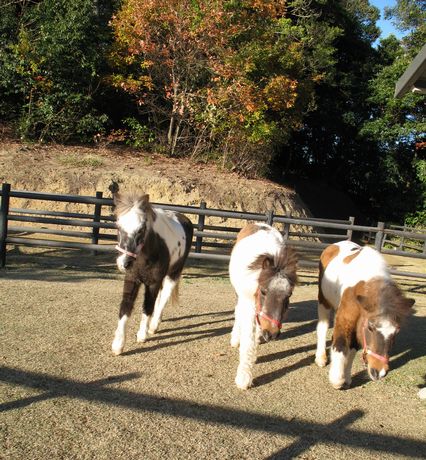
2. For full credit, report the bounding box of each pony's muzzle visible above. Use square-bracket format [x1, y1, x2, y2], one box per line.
[368, 365, 388, 381]
[261, 329, 280, 343]
[116, 254, 134, 272]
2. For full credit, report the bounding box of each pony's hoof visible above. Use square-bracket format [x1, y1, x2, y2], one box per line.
[147, 327, 157, 335]
[315, 354, 327, 368]
[230, 338, 240, 348]
[330, 379, 349, 390]
[235, 372, 253, 390]
[136, 332, 147, 343]
[111, 343, 123, 356]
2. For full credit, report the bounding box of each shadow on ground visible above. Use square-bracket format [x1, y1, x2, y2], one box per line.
[1, 366, 425, 458]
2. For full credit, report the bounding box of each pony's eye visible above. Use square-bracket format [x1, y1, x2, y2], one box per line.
[367, 321, 375, 332]
[260, 288, 267, 296]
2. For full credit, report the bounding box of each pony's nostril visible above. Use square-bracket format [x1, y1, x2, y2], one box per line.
[123, 258, 133, 269]
[369, 368, 380, 381]
[262, 331, 272, 342]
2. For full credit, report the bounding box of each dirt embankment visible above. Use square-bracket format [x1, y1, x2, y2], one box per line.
[0, 141, 310, 219]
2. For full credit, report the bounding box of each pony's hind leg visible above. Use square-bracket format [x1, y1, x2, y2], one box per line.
[112, 277, 141, 355]
[148, 276, 178, 335]
[136, 282, 161, 343]
[315, 302, 331, 368]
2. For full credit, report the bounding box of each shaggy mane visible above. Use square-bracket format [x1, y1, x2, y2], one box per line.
[114, 192, 151, 217]
[250, 245, 298, 287]
[378, 279, 415, 324]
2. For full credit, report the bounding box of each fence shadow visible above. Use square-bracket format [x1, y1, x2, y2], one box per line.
[1, 366, 425, 458]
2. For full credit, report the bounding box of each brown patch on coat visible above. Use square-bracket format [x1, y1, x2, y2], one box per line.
[318, 244, 340, 310]
[343, 249, 361, 264]
[235, 223, 265, 244]
[333, 284, 361, 347]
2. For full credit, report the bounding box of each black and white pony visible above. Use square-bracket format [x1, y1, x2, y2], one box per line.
[111, 192, 193, 355]
[229, 223, 298, 389]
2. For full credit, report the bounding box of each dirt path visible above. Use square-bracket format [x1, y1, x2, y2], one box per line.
[1, 252, 425, 460]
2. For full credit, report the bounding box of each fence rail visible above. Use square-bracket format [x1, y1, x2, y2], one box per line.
[1, 183, 425, 279]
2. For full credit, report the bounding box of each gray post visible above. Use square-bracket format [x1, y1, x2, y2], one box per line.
[375, 221, 385, 252]
[91, 191, 103, 255]
[0, 183, 11, 268]
[283, 222, 290, 242]
[266, 209, 274, 226]
[346, 216, 355, 240]
[195, 201, 206, 253]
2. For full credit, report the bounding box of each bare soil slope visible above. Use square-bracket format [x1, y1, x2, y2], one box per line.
[0, 141, 309, 218]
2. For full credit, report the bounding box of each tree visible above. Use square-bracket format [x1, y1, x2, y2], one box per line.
[109, 0, 340, 175]
[0, 0, 116, 142]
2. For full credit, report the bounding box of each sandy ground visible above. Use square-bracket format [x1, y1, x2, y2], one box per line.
[0, 250, 425, 460]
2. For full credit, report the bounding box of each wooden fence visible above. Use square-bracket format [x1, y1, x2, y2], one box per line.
[1, 183, 425, 279]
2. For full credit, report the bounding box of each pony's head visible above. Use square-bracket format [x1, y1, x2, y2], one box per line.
[356, 279, 415, 381]
[251, 246, 298, 342]
[114, 192, 155, 272]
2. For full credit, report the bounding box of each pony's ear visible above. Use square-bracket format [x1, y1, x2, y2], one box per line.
[262, 256, 273, 270]
[138, 194, 156, 220]
[113, 192, 122, 206]
[403, 298, 415, 314]
[355, 281, 375, 312]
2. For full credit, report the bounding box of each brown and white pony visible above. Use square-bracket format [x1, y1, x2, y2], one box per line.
[315, 240, 415, 389]
[229, 223, 298, 390]
[111, 192, 193, 355]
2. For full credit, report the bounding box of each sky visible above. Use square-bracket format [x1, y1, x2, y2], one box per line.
[369, 0, 405, 40]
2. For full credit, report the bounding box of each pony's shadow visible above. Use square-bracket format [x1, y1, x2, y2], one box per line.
[254, 354, 314, 387]
[382, 313, 426, 369]
[121, 324, 233, 357]
[254, 300, 319, 387]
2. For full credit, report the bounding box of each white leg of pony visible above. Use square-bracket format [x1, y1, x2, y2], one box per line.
[329, 347, 348, 389]
[149, 276, 177, 335]
[136, 313, 150, 343]
[112, 314, 128, 355]
[315, 302, 330, 368]
[230, 300, 242, 348]
[235, 299, 257, 390]
[344, 348, 356, 387]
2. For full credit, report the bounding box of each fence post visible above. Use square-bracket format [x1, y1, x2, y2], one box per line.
[375, 221, 385, 252]
[283, 222, 290, 242]
[91, 191, 103, 255]
[399, 224, 406, 250]
[346, 216, 355, 240]
[266, 209, 274, 226]
[195, 200, 206, 253]
[0, 183, 11, 268]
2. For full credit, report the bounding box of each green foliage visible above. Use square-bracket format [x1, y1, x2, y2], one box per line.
[123, 117, 156, 149]
[0, 0, 424, 225]
[0, 0, 115, 142]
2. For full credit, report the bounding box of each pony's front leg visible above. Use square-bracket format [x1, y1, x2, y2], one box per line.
[112, 277, 141, 355]
[230, 299, 242, 348]
[235, 299, 257, 390]
[329, 310, 356, 389]
[315, 302, 331, 368]
[136, 283, 161, 343]
[148, 276, 177, 335]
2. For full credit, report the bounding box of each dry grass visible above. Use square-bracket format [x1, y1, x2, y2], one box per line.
[1, 250, 425, 459]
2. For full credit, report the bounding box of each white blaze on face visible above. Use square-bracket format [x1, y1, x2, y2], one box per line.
[377, 319, 397, 341]
[117, 207, 144, 237]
